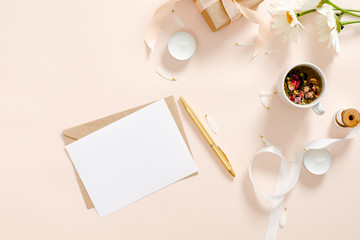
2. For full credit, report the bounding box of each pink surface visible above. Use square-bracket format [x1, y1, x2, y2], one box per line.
[0, 0, 359, 239]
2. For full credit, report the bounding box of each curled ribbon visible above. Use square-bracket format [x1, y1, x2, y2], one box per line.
[249, 125, 360, 240]
[145, 0, 178, 50]
[223, 0, 270, 58]
[144, 0, 269, 57]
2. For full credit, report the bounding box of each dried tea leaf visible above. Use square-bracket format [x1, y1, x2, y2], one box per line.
[265, 49, 281, 55]
[279, 208, 287, 228]
[205, 114, 218, 134]
[172, 10, 184, 28]
[156, 67, 176, 81]
[234, 41, 253, 47]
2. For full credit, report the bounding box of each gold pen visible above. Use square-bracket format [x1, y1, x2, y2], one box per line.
[180, 97, 236, 177]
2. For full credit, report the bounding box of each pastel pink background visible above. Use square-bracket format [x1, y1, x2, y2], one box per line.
[1, 0, 359, 239]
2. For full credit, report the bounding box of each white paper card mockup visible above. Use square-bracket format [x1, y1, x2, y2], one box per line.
[66, 99, 198, 217]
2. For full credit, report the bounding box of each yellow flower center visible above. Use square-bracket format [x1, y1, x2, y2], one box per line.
[286, 11, 293, 24]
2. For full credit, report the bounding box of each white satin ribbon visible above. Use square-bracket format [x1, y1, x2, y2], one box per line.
[249, 125, 360, 240]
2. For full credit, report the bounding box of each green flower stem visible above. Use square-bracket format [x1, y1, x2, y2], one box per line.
[297, 9, 316, 17]
[341, 20, 360, 26]
[326, 0, 360, 18]
[337, 12, 344, 20]
[343, 9, 360, 13]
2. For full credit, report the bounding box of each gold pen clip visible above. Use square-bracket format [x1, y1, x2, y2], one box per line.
[217, 146, 236, 177]
[217, 146, 229, 163]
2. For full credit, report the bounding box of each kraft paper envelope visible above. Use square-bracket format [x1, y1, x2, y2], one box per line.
[62, 96, 192, 209]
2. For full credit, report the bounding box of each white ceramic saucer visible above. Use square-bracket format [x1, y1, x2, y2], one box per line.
[303, 149, 332, 175]
[168, 32, 196, 61]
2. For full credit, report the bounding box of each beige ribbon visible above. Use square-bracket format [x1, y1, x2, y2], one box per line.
[145, 0, 269, 57]
[144, 0, 178, 50]
[229, 0, 270, 58]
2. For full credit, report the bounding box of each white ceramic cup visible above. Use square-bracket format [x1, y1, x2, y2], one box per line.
[277, 62, 326, 115]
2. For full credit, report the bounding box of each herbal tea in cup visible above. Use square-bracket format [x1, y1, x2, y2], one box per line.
[284, 66, 322, 105]
[277, 63, 327, 115]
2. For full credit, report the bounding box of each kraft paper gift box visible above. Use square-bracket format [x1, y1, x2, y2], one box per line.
[194, 0, 264, 32]
[62, 96, 192, 209]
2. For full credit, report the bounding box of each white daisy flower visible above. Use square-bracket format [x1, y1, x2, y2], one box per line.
[316, 4, 340, 53]
[269, 1, 304, 43]
[295, 0, 323, 11]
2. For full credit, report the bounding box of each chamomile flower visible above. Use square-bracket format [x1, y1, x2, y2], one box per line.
[269, 2, 304, 43]
[316, 4, 340, 53]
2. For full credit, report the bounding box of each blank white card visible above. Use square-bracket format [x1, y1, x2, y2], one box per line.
[66, 99, 198, 217]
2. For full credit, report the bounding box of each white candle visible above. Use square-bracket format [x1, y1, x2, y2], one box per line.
[303, 149, 332, 175]
[168, 32, 196, 61]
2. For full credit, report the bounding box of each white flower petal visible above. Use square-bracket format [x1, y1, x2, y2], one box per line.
[283, 27, 296, 42]
[156, 67, 176, 81]
[279, 208, 288, 228]
[205, 114, 218, 134]
[259, 135, 273, 146]
[289, 11, 298, 27]
[316, 4, 340, 53]
[234, 41, 253, 47]
[259, 91, 278, 96]
[269, 2, 303, 43]
[259, 91, 277, 109]
[171, 10, 184, 28]
[260, 96, 269, 110]
[296, 0, 319, 11]
[259, 135, 283, 150]
[265, 49, 281, 55]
